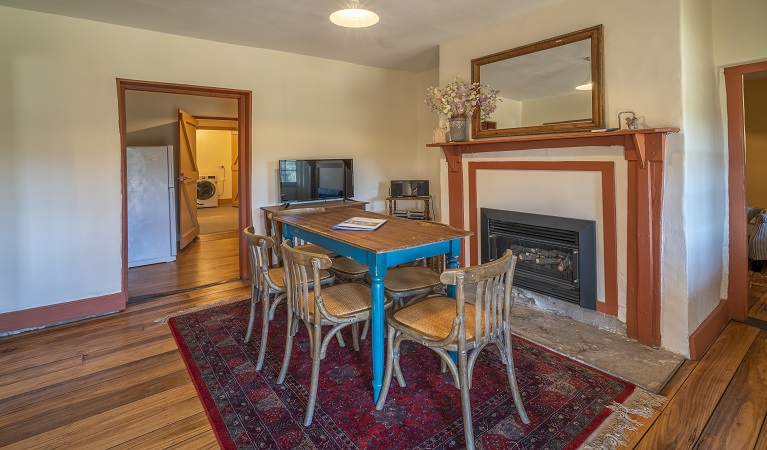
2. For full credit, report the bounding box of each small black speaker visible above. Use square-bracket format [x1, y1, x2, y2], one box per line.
[390, 180, 429, 197]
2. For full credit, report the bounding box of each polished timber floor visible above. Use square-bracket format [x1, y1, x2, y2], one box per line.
[2, 239, 767, 448]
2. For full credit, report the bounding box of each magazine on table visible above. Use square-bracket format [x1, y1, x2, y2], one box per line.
[332, 217, 387, 231]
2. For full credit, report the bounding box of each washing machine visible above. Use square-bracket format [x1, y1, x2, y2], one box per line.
[197, 175, 219, 208]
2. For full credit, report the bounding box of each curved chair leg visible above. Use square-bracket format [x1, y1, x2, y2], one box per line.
[244, 293, 258, 343]
[360, 319, 369, 340]
[336, 332, 346, 348]
[304, 322, 323, 426]
[255, 293, 270, 371]
[504, 332, 530, 424]
[457, 348, 476, 450]
[268, 292, 286, 320]
[375, 325, 398, 410]
[351, 322, 360, 351]
[276, 314, 295, 385]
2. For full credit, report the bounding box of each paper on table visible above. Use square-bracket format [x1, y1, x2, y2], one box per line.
[332, 217, 387, 231]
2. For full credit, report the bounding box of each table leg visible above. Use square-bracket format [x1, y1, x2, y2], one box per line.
[447, 248, 460, 364]
[370, 272, 384, 403]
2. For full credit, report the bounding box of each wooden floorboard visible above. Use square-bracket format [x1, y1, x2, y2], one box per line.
[5, 257, 767, 447]
[749, 288, 767, 322]
[695, 329, 767, 448]
[127, 233, 241, 299]
[635, 322, 760, 449]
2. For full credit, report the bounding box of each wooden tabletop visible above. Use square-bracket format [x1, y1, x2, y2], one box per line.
[277, 209, 472, 254]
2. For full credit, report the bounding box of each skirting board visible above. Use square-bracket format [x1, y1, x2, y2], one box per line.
[0, 292, 126, 334]
[688, 299, 730, 360]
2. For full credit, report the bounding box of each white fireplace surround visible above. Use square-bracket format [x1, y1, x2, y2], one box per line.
[442, 150, 629, 331]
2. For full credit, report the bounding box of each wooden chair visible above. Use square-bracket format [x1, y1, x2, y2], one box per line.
[268, 207, 334, 261]
[276, 241, 391, 426]
[329, 256, 369, 283]
[383, 254, 446, 307]
[375, 250, 529, 450]
[243, 227, 335, 370]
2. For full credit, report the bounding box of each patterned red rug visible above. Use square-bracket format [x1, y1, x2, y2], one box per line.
[168, 299, 661, 449]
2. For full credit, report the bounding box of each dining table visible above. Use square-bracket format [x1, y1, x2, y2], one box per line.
[277, 208, 472, 403]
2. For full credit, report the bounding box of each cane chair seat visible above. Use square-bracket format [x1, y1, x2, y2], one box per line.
[265, 266, 334, 290]
[390, 296, 479, 343]
[329, 256, 369, 282]
[384, 266, 443, 295]
[307, 283, 373, 317]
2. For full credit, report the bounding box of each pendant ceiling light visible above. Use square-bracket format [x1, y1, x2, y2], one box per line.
[330, 0, 379, 28]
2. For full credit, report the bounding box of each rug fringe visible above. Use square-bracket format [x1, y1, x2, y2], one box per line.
[582, 388, 667, 450]
[155, 296, 250, 324]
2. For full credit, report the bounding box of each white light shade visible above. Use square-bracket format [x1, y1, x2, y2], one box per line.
[329, 8, 379, 28]
[575, 82, 593, 91]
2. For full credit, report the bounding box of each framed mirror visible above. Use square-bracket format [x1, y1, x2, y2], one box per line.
[471, 25, 604, 138]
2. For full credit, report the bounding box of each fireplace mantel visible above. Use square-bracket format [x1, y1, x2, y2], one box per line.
[430, 128, 679, 348]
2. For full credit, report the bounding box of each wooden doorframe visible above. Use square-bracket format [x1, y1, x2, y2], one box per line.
[116, 79, 253, 298]
[725, 60, 767, 321]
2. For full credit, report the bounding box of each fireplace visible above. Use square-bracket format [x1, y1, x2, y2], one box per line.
[481, 208, 597, 310]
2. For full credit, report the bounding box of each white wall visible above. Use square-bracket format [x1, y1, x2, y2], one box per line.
[678, 0, 726, 347]
[0, 7, 428, 316]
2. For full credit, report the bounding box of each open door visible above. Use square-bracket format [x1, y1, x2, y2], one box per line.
[231, 131, 239, 208]
[178, 109, 200, 249]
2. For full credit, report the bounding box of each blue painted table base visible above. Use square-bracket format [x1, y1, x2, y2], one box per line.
[284, 224, 461, 403]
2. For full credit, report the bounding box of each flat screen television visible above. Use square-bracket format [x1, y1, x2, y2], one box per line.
[279, 159, 354, 204]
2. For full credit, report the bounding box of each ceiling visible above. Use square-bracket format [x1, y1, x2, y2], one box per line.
[0, 0, 565, 72]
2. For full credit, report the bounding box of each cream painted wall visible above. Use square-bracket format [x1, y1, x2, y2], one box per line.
[712, 0, 767, 69]
[745, 79, 767, 208]
[521, 91, 593, 127]
[438, 0, 694, 354]
[416, 69, 442, 222]
[0, 7, 428, 317]
[493, 97, 522, 128]
[197, 130, 234, 200]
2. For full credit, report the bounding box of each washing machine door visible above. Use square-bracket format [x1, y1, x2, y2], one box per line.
[197, 180, 216, 200]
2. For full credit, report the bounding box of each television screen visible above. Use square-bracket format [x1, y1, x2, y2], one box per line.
[279, 159, 354, 204]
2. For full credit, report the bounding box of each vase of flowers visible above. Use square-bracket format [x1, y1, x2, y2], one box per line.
[424, 76, 500, 142]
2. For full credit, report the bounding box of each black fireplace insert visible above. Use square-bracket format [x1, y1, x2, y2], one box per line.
[481, 208, 597, 310]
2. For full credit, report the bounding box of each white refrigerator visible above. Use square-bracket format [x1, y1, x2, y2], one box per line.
[127, 146, 178, 268]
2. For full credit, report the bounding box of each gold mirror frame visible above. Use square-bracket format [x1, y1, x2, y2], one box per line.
[471, 25, 604, 138]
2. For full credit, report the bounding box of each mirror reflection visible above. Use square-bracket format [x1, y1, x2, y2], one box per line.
[472, 25, 604, 138]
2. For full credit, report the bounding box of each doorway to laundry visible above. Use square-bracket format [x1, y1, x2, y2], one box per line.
[116, 79, 252, 303]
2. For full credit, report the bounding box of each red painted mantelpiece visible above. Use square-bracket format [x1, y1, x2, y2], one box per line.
[429, 128, 679, 348]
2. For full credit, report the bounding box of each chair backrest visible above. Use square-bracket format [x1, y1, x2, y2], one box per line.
[269, 207, 327, 257]
[243, 226, 277, 289]
[281, 241, 333, 323]
[440, 250, 517, 345]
